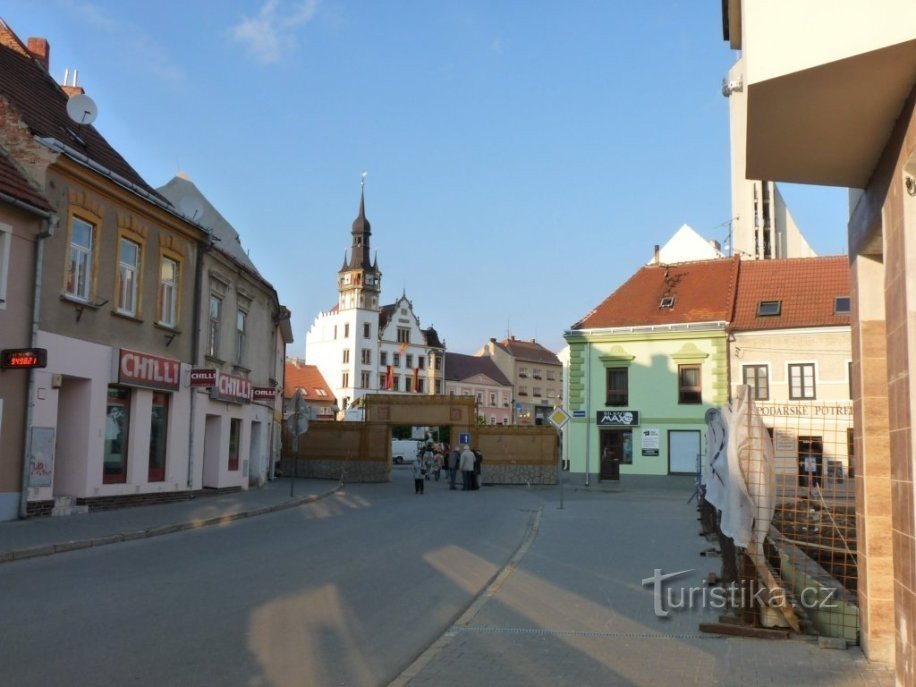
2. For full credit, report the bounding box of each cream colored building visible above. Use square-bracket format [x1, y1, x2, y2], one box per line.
[720, 0, 916, 674]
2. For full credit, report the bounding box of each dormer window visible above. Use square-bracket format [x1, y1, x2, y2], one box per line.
[757, 300, 782, 317]
[659, 296, 675, 309]
[835, 296, 851, 314]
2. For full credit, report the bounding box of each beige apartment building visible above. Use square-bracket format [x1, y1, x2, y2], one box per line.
[721, 1, 916, 677]
[476, 337, 563, 425]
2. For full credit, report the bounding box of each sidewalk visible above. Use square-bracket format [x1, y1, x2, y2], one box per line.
[0, 477, 340, 564]
[395, 480, 895, 687]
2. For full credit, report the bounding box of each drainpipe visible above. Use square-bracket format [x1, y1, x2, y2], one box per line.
[186, 233, 209, 490]
[584, 340, 591, 487]
[18, 208, 58, 519]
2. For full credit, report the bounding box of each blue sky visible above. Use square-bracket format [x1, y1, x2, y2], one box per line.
[3, 1, 849, 355]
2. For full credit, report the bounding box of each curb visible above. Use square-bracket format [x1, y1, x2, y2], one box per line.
[0, 483, 343, 565]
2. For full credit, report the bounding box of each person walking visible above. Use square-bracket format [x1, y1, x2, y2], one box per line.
[422, 447, 434, 480]
[447, 447, 460, 490]
[460, 444, 476, 491]
[412, 454, 426, 494]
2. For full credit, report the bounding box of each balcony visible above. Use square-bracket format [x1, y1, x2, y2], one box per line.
[727, 0, 916, 187]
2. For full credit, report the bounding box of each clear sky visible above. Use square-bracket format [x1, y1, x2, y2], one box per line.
[3, 1, 849, 356]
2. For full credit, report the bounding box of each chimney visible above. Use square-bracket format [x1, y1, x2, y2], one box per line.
[27, 37, 49, 71]
[653, 244, 660, 264]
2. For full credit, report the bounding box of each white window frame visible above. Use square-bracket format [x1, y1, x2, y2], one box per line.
[788, 362, 817, 400]
[236, 308, 247, 364]
[158, 257, 178, 327]
[117, 238, 140, 316]
[67, 216, 94, 301]
[207, 294, 222, 358]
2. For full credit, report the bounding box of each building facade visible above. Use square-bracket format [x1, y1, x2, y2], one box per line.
[564, 258, 738, 482]
[305, 186, 444, 416]
[720, 0, 916, 672]
[443, 352, 513, 425]
[475, 337, 563, 425]
[284, 359, 336, 421]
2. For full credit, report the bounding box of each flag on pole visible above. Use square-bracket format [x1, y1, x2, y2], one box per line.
[385, 365, 393, 390]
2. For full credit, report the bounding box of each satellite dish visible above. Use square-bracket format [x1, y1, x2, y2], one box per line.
[66, 93, 98, 125]
[177, 195, 204, 221]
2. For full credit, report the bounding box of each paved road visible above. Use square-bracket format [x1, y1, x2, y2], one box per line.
[0, 469, 541, 687]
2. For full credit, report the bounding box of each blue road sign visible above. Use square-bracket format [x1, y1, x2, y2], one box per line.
[572, 410, 586, 418]
[459, 432, 471, 445]
[515, 403, 522, 411]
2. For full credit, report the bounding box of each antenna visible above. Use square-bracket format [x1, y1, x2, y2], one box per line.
[66, 93, 98, 126]
[176, 195, 204, 221]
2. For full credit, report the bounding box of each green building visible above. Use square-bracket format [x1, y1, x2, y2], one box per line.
[563, 257, 739, 482]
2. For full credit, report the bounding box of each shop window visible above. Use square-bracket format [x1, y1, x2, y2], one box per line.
[148, 392, 169, 482]
[742, 365, 769, 400]
[228, 418, 241, 471]
[67, 216, 95, 301]
[678, 365, 702, 404]
[606, 368, 628, 406]
[104, 385, 130, 484]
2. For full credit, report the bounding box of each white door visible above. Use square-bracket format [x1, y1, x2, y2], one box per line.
[669, 430, 700, 475]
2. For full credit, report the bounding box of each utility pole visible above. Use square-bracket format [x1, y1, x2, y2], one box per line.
[286, 389, 308, 497]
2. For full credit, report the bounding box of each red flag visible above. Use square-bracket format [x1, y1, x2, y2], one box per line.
[385, 365, 393, 390]
[413, 367, 419, 392]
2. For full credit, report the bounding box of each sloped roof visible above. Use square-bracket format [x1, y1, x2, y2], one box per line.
[492, 337, 561, 365]
[731, 256, 850, 331]
[650, 224, 724, 264]
[379, 303, 396, 331]
[573, 256, 740, 330]
[157, 174, 263, 280]
[284, 360, 335, 400]
[445, 352, 512, 385]
[0, 147, 50, 212]
[0, 20, 162, 198]
[423, 326, 443, 349]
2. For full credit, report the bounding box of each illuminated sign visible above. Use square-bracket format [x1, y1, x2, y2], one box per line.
[209, 371, 251, 404]
[117, 349, 180, 391]
[190, 369, 217, 387]
[1, 348, 48, 370]
[252, 387, 276, 401]
[596, 410, 640, 427]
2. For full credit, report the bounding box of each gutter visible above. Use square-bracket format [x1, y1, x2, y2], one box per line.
[19, 210, 59, 519]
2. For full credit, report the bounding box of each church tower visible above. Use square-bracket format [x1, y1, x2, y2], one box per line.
[337, 177, 382, 312]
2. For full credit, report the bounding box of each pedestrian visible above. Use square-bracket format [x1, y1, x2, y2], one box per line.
[412, 454, 425, 494]
[422, 447, 434, 480]
[433, 451, 443, 481]
[447, 447, 460, 490]
[460, 444, 476, 491]
[472, 449, 483, 490]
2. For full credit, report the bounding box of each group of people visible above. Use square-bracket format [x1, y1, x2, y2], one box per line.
[412, 441, 482, 494]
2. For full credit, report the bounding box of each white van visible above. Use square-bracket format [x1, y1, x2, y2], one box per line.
[391, 439, 420, 464]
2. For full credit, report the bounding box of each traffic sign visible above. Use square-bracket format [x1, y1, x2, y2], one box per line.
[458, 432, 470, 445]
[548, 407, 570, 429]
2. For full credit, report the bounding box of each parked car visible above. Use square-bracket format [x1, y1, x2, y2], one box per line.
[391, 439, 421, 464]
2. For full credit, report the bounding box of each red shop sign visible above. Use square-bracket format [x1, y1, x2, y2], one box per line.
[190, 369, 217, 387]
[117, 349, 180, 391]
[210, 371, 251, 404]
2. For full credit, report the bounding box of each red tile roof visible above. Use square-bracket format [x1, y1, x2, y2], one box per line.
[284, 360, 335, 400]
[573, 256, 740, 329]
[731, 256, 850, 330]
[493, 338, 561, 365]
[0, 20, 162, 199]
[0, 148, 51, 212]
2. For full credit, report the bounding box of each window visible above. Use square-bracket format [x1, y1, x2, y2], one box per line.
[117, 238, 140, 316]
[789, 363, 816, 400]
[104, 385, 130, 484]
[533, 369, 542, 379]
[236, 309, 247, 364]
[835, 297, 851, 314]
[379, 373, 387, 389]
[406, 354, 413, 368]
[158, 257, 178, 327]
[397, 327, 410, 344]
[361, 349, 371, 365]
[678, 365, 702, 404]
[148, 391, 169, 482]
[548, 389, 557, 398]
[606, 367, 628, 406]
[363, 322, 371, 338]
[344, 323, 350, 338]
[489, 392, 496, 406]
[392, 375, 400, 391]
[333, 325, 337, 339]
[757, 300, 782, 317]
[341, 372, 350, 388]
[315, 388, 328, 397]
[342, 349, 350, 363]
[207, 295, 222, 358]
[393, 353, 401, 367]
[533, 387, 542, 397]
[742, 365, 769, 400]
[67, 216, 94, 301]
[0, 223, 10, 308]
[228, 418, 241, 471]
[518, 385, 529, 397]
[434, 380, 441, 393]
[380, 351, 388, 366]
[418, 356, 425, 370]
[416, 378, 424, 393]
[546, 370, 556, 381]
[360, 371, 370, 389]
[659, 296, 675, 309]
[518, 366, 528, 378]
